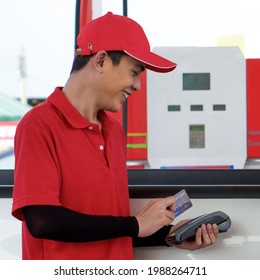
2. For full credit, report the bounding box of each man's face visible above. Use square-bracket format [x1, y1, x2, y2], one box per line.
[99, 54, 145, 112]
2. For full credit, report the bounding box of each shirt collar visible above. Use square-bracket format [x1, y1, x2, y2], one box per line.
[47, 87, 114, 130]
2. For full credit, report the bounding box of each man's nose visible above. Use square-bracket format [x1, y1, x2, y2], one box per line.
[132, 76, 141, 92]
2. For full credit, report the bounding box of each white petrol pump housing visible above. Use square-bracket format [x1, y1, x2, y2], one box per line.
[147, 47, 247, 169]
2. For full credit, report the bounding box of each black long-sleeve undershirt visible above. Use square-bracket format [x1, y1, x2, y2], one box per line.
[22, 205, 171, 247]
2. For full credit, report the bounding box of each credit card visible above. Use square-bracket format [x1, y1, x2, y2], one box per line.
[173, 189, 193, 217]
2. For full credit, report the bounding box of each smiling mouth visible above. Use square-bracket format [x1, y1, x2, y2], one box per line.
[122, 90, 130, 100]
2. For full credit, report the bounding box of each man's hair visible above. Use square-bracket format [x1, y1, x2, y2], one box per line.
[70, 51, 126, 74]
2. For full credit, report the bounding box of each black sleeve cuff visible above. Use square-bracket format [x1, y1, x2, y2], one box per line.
[129, 216, 139, 237]
[132, 225, 172, 247]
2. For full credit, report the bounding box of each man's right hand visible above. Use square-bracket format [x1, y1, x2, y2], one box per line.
[135, 196, 176, 237]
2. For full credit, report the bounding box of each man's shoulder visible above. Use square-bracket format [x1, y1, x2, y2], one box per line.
[17, 99, 57, 129]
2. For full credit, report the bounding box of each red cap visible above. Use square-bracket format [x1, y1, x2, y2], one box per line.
[76, 12, 176, 73]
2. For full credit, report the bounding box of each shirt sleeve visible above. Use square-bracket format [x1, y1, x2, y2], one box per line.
[23, 204, 171, 246]
[23, 205, 139, 242]
[12, 111, 62, 221]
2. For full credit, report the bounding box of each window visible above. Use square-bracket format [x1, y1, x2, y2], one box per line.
[183, 73, 210, 90]
[190, 105, 203, 111]
[168, 105, 181, 112]
[189, 125, 205, 148]
[213, 104, 226, 111]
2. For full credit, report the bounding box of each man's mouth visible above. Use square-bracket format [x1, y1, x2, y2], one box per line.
[122, 90, 130, 100]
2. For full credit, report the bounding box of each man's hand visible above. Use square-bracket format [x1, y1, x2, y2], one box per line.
[135, 196, 176, 237]
[169, 219, 219, 251]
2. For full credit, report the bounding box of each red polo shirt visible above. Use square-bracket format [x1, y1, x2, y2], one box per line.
[12, 87, 133, 259]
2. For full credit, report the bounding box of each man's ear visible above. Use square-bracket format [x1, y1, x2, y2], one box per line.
[92, 51, 107, 71]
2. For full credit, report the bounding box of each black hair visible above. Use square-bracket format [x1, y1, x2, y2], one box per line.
[70, 51, 126, 74]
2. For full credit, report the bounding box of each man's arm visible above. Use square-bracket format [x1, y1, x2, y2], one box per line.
[23, 205, 138, 242]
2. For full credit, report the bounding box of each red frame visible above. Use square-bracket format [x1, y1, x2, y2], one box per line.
[246, 59, 260, 158]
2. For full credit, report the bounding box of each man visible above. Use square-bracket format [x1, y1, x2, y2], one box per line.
[12, 12, 218, 260]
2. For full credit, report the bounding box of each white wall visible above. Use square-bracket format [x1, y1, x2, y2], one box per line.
[0, 199, 21, 259]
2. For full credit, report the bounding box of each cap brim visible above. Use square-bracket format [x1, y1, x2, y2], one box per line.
[124, 50, 177, 73]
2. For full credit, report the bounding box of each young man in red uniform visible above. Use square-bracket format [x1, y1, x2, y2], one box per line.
[12, 12, 218, 259]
